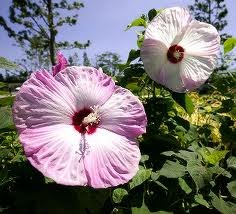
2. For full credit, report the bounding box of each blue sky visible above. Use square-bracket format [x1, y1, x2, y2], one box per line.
[0, 0, 235, 64]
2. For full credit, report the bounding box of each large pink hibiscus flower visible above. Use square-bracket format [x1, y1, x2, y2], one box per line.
[141, 7, 220, 93]
[13, 54, 147, 188]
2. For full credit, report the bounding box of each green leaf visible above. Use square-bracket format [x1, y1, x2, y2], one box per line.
[201, 149, 229, 165]
[137, 34, 144, 48]
[148, 9, 158, 21]
[0, 57, 17, 69]
[129, 166, 151, 189]
[224, 37, 236, 54]
[187, 160, 211, 191]
[194, 194, 210, 208]
[227, 181, 236, 198]
[126, 17, 147, 30]
[172, 93, 194, 115]
[159, 160, 186, 178]
[112, 188, 128, 204]
[178, 178, 192, 194]
[227, 156, 236, 170]
[0, 106, 14, 130]
[210, 191, 236, 214]
[126, 49, 140, 64]
[0, 96, 14, 107]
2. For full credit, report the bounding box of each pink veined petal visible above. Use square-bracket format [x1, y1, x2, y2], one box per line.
[13, 70, 77, 134]
[83, 128, 141, 188]
[141, 39, 168, 82]
[52, 51, 68, 76]
[54, 66, 115, 110]
[180, 55, 216, 90]
[178, 20, 220, 57]
[20, 124, 87, 186]
[99, 86, 147, 138]
[145, 7, 192, 47]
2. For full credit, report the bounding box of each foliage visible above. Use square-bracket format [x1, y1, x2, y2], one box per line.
[95, 51, 122, 76]
[0, 0, 90, 67]
[224, 37, 236, 54]
[0, 6, 236, 214]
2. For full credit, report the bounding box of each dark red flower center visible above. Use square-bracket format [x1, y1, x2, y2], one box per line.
[167, 45, 184, 64]
[72, 108, 100, 134]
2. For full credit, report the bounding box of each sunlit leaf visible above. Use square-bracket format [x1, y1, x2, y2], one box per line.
[172, 92, 194, 115]
[126, 17, 147, 31]
[194, 194, 210, 208]
[112, 188, 128, 204]
[129, 166, 151, 189]
[224, 37, 236, 54]
[178, 178, 192, 194]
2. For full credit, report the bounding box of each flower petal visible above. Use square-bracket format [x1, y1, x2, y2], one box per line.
[99, 86, 147, 138]
[180, 55, 215, 90]
[158, 61, 185, 93]
[179, 20, 220, 57]
[55, 66, 115, 110]
[13, 70, 77, 133]
[20, 124, 87, 186]
[83, 128, 141, 188]
[141, 39, 168, 82]
[145, 7, 192, 47]
[52, 51, 68, 76]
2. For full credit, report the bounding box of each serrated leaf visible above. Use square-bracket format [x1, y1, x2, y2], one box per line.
[227, 181, 236, 198]
[112, 188, 128, 204]
[210, 191, 236, 214]
[129, 166, 151, 189]
[172, 92, 194, 115]
[0, 56, 17, 69]
[227, 156, 236, 170]
[126, 17, 147, 31]
[224, 37, 236, 54]
[127, 49, 140, 64]
[159, 160, 186, 178]
[194, 194, 210, 208]
[178, 178, 192, 194]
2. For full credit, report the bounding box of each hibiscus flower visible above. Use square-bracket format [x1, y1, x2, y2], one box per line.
[13, 53, 147, 188]
[141, 7, 220, 93]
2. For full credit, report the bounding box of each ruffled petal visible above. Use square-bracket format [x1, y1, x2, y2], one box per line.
[140, 39, 168, 82]
[52, 51, 68, 76]
[83, 128, 141, 188]
[55, 66, 115, 110]
[13, 70, 77, 133]
[20, 124, 87, 186]
[179, 20, 220, 57]
[99, 86, 146, 138]
[145, 7, 192, 47]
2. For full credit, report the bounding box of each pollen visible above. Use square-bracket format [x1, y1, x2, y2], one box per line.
[167, 44, 184, 64]
[72, 105, 101, 134]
